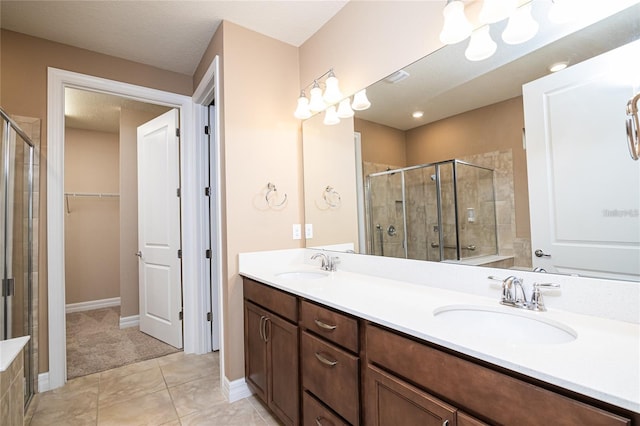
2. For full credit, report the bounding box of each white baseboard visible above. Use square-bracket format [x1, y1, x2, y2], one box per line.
[223, 376, 253, 403]
[119, 315, 140, 329]
[37, 372, 50, 393]
[65, 297, 120, 313]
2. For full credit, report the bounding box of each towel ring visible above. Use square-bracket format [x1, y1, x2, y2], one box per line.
[323, 186, 341, 208]
[625, 93, 640, 161]
[265, 182, 287, 208]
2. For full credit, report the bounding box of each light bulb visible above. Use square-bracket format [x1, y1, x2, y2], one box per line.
[465, 26, 497, 61]
[293, 91, 312, 119]
[323, 106, 340, 125]
[502, 4, 539, 45]
[439, 0, 472, 45]
[337, 98, 354, 118]
[308, 81, 326, 112]
[479, 0, 517, 24]
[323, 70, 343, 104]
[351, 89, 371, 111]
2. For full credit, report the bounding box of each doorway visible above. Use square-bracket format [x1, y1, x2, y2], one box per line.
[63, 88, 181, 378]
[47, 68, 210, 391]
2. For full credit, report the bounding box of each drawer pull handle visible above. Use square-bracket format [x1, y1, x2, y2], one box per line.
[314, 351, 338, 367]
[314, 319, 337, 331]
[443, 421, 449, 426]
[315, 416, 334, 426]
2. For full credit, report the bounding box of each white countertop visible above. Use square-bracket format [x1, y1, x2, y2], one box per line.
[0, 336, 30, 372]
[239, 249, 640, 413]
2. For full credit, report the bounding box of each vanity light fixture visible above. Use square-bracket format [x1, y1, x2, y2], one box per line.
[439, 0, 472, 45]
[293, 68, 371, 124]
[502, 3, 538, 44]
[465, 26, 497, 61]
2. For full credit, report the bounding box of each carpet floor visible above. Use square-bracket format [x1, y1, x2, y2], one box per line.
[66, 306, 180, 379]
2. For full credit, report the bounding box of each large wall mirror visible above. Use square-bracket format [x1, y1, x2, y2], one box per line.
[302, 2, 640, 282]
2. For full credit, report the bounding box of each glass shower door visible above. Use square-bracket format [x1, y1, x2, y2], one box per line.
[367, 171, 405, 258]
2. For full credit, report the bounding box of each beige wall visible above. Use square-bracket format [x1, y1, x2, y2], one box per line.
[64, 128, 120, 304]
[355, 118, 407, 168]
[406, 96, 530, 239]
[1, 29, 191, 373]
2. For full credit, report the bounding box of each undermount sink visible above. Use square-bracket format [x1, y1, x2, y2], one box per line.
[433, 305, 577, 344]
[276, 271, 329, 280]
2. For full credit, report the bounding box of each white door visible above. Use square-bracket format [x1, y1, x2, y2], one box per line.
[523, 39, 640, 281]
[137, 109, 183, 348]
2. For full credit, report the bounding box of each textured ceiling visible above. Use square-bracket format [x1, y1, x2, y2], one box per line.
[1, 0, 349, 75]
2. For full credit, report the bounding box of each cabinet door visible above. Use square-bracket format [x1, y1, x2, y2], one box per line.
[266, 312, 300, 426]
[244, 301, 268, 402]
[365, 364, 457, 426]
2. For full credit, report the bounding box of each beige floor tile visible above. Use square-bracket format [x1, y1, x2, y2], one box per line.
[30, 407, 97, 426]
[99, 357, 159, 381]
[179, 398, 268, 426]
[168, 374, 225, 417]
[97, 388, 178, 426]
[98, 365, 166, 408]
[246, 395, 282, 425]
[30, 374, 99, 424]
[160, 352, 219, 387]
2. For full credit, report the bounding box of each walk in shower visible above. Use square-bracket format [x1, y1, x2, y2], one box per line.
[366, 159, 497, 262]
[0, 107, 35, 407]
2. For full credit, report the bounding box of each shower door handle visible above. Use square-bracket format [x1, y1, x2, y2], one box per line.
[2, 278, 14, 297]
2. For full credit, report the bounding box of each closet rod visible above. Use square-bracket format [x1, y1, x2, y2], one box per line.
[64, 192, 120, 214]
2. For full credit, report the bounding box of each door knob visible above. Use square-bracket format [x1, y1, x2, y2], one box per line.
[534, 249, 551, 258]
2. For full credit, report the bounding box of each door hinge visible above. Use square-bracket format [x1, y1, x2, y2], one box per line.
[177, 249, 182, 259]
[176, 128, 180, 137]
[205, 187, 211, 197]
[2, 278, 14, 297]
[205, 249, 212, 259]
[206, 312, 212, 322]
[177, 188, 181, 197]
[179, 311, 183, 321]
[204, 125, 210, 135]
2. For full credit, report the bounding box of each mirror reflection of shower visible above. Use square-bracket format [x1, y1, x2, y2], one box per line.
[365, 159, 498, 262]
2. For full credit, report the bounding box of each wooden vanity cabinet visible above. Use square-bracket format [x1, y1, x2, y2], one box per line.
[365, 323, 631, 426]
[300, 300, 361, 425]
[243, 279, 299, 426]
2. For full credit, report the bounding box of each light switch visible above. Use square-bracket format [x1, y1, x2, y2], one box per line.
[305, 223, 313, 239]
[292, 224, 302, 240]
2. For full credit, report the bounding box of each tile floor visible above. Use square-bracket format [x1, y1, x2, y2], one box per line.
[25, 351, 281, 425]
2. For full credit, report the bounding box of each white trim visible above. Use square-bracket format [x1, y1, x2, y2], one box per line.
[37, 372, 50, 393]
[65, 297, 120, 313]
[47, 67, 204, 391]
[119, 315, 140, 329]
[193, 56, 225, 387]
[223, 376, 253, 403]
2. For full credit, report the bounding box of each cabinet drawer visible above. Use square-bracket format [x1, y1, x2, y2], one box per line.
[366, 324, 630, 426]
[300, 300, 359, 352]
[303, 391, 349, 426]
[243, 277, 298, 322]
[301, 331, 360, 425]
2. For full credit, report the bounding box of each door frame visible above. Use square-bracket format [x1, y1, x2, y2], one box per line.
[47, 67, 209, 390]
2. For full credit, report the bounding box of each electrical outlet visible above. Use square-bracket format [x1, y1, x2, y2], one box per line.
[292, 224, 302, 240]
[305, 223, 313, 239]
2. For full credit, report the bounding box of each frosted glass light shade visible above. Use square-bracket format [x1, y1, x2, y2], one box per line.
[351, 89, 371, 111]
[465, 26, 497, 61]
[439, 0, 472, 45]
[479, 0, 517, 24]
[308, 82, 326, 112]
[323, 72, 343, 104]
[337, 98, 354, 118]
[294, 93, 312, 119]
[323, 106, 340, 125]
[502, 4, 539, 45]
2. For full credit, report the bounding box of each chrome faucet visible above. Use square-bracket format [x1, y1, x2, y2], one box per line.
[311, 252, 340, 272]
[488, 276, 560, 312]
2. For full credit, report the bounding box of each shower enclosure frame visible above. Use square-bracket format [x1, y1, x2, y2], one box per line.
[366, 159, 498, 262]
[0, 107, 35, 407]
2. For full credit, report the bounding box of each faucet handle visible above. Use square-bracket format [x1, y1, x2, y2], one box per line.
[529, 282, 560, 311]
[328, 256, 340, 272]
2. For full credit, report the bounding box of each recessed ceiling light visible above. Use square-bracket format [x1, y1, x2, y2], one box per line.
[412, 111, 424, 119]
[549, 62, 568, 72]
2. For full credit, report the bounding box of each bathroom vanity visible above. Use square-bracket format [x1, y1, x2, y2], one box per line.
[240, 249, 640, 426]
